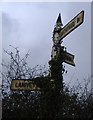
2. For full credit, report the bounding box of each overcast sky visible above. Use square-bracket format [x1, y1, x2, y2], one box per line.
[0, 2, 91, 87]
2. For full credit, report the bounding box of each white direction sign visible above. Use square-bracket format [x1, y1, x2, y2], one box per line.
[11, 79, 40, 91]
[64, 51, 75, 67]
[59, 10, 84, 41]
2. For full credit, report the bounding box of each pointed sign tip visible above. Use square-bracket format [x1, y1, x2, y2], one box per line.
[56, 13, 63, 26]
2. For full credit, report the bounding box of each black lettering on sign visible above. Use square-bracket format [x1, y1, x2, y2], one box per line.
[77, 17, 80, 23]
[66, 55, 72, 61]
[15, 82, 19, 87]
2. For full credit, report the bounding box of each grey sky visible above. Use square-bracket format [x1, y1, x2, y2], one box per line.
[0, 2, 91, 87]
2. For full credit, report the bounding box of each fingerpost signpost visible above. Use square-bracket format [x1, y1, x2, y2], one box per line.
[49, 10, 84, 91]
[11, 11, 84, 91]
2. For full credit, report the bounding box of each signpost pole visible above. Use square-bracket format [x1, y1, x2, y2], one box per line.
[48, 14, 65, 116]
[49, 13, 64, 91]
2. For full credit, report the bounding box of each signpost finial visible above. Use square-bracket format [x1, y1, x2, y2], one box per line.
[56, 13, 63, 26]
